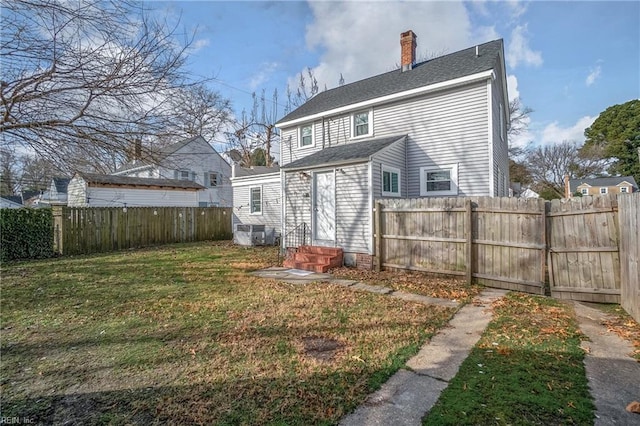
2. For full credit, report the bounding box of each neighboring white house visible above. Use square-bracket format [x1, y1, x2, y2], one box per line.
[67, 173, 205, 207]
[112, 135, 232, 207]
[275, 31, 510, 268]
[39, 177, 71, 206]
[230, 164, 281, 234]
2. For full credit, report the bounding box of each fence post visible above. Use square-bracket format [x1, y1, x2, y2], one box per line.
[541, 201, 548, 294]
[465, 198, 473, 285]
[51, 205, 63, 254]
[375, 201, 382, 272]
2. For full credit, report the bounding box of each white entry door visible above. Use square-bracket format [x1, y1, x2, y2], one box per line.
[313, 171, 335, 245]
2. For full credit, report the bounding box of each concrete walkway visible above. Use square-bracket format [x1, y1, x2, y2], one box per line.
[339, 288, 507, 426]
[574, 301, 640, 426]
[253, 267, 640, 425]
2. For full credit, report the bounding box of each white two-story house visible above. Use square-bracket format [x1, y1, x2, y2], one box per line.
[275, 31, 509, 269]
[112, 135, 232, 207]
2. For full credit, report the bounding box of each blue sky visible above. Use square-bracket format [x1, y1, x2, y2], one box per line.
[154, 0, 639, 148]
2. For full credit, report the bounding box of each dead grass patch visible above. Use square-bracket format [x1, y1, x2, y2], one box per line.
[331, 267, 481, 301]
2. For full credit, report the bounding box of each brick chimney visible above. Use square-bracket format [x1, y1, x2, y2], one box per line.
[400, 30, 417, 72]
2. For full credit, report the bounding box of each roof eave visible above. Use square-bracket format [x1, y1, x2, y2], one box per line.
[276, 69, 495, 128]
[283, 158, 370, 172]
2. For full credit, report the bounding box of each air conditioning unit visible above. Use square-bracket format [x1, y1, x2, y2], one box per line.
[234, 224, 276, 246]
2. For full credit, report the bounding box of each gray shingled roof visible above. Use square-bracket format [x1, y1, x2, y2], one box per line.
[569, 176, 638, 193]
[52, 177, 71, 193]
[282, 135, 406, 170]
[234, 165, 280, 178]
[277, 39, 503, 124]
[78, 172, 205, 190]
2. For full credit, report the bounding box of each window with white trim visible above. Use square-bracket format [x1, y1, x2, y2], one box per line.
[599, 187, 608, 194]
[420, 164, 459, 196]
[250, 186, 262, 214]
[620, 186, 628, 193]
[382, 165, 400, 197]
[299, 124, 314, 147]
[352, 110, 372, 138]
[207, 172, 219, 187]
[581, 188, 588, 195]
[179, 170, 190, 180]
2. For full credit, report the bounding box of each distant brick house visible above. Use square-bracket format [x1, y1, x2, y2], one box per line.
[565, 175, 638, 198]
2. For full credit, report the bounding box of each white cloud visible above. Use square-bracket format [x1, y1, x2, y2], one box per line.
[297, 2, 477, 91]
[540, 116, 596, 145]
[249, 62, 279, 90]
[585, 64, 602, 86]
[506, 24, 542, 68]
[192, 38, 210, 52]
[506, 0, 528, 20]
[506, 74, 520, 101]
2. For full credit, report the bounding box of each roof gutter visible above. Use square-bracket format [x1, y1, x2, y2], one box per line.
[277, 69, 494, 128]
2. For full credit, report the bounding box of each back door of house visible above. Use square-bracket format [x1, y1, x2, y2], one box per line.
[313, 171, 335, 246]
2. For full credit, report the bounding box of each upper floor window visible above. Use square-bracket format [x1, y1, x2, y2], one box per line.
[250, 186, 262, 214]
[382, 166, 400, 197]
[352, 110, 372, 138]
[208, 172, 219, 187]
[179, 170, 191, 180]
[581, 188, 588, 195]
[299, 124, 314, 147]
[599, 187, 608, 194]
[420, 164, 458, 196]
[620, 186, 629, 193]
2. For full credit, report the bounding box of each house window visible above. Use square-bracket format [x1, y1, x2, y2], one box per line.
[179, 170, 190, 180]
[620, 186, 628, 193]
[382, 166, 400, 197]
[299, 124, 313, 147]
[352, 110, 372, 138]
[420, 164, 459, 196]
[250, 186, 262, 214]
[581, 188, 588, 195]
[599, 187, 608, 194]
[208, 172, 219, 187]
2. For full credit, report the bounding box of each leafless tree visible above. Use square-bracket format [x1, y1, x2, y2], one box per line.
[1, 0, 222, 173]
[508, 97, 533, 138]
[524, 140, 607, 197]
[226, 89, 279, 167]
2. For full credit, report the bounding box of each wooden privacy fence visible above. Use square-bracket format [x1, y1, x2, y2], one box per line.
[375, 197, 547, 295]
[53, 206, 232, 255]
[374, 193, 637, 305]
[547, 196, 620, 303]
[618, 193, 640, 321]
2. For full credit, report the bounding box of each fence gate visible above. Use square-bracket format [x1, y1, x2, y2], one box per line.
[547, 194, 620, 303]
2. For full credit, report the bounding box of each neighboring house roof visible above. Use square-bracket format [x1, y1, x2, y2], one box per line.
[569, 176, 638, 193]
[113, 135, 219, 174]
[76, 172, 205, 190]
[53, 177, 71, 194]
[277, 39, 503, 125]
[233, 165, 281, 178]
[282, 135, 407, 170]
[1, 195, 23, 208]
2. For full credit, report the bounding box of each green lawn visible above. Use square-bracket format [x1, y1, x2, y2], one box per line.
[1, 242, 456, 425]
[424, 293, 595, 425]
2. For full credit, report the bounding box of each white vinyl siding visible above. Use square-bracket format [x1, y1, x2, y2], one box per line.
[491, 68, 509, 196]
[67, 180, 200, 207]
[335, 163, 371, 254]
[371, 137, 407, 198]
[283, 171, 312, 236]
[232, 174, 281, 232]
[375, 83, 490, 196]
